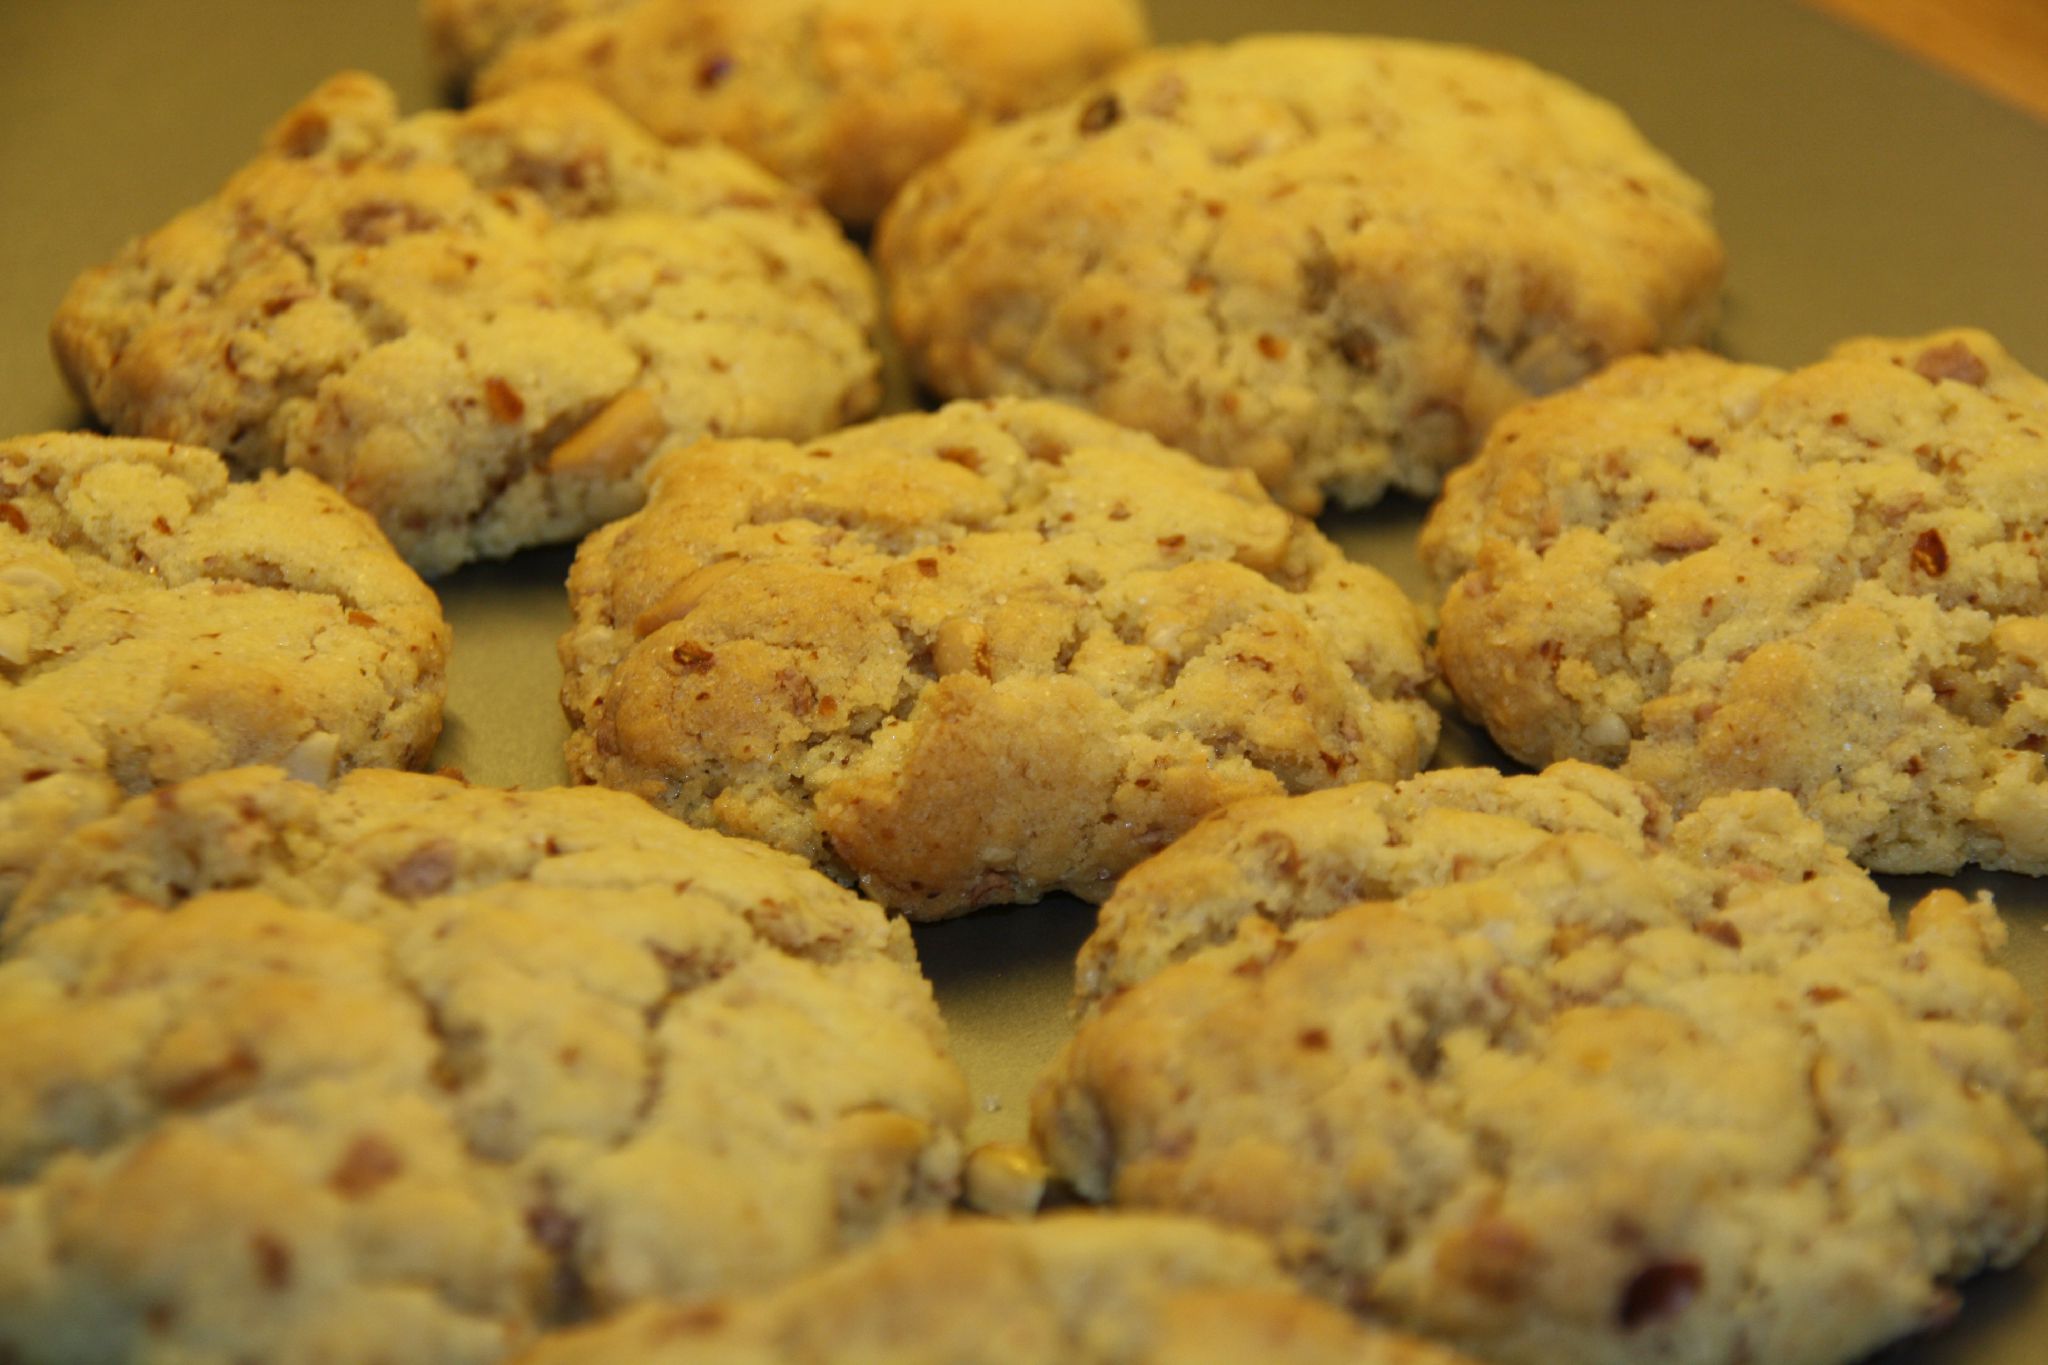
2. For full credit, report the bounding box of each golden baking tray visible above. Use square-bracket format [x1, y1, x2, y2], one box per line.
[2, 1, 2043, 1360]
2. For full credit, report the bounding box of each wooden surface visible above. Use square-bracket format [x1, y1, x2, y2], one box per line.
[1805, 0, 2048, 121]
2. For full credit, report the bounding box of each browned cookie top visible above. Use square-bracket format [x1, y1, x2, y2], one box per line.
[53, 72, 879, 575]
[515, 1214, 1479, 1365]
[561, 398, 1437, 917]
[1422, 329, 2048, 874]
[426, 0, 1150, 225]
[1073, 761, 1871, 1011]
[1037, 792, 2048, 1365]
[0, 767, 967, 1364]
[0, 432, 446, 915]
[880, 35, 1721, 513]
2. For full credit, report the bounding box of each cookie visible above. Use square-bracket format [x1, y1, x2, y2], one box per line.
[1035, 791, 2048, 1365]
[1420, 329, 2048, 874]
[0, 432, 446, 916]
[560, 398, 1438, 918]
[424, 0, 1151, 226]
[1075, 761, 1873, 1010]
[52, 72, 880, 576]
[0, 767, 967, 1363]
[515, 1213, 1478, 1365]
[877, 35, 1722, 514]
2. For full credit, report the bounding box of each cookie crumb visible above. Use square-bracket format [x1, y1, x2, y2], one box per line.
[963, 1142, 1049, 1218]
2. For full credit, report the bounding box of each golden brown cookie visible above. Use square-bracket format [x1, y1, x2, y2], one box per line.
[0, 432, 446, 916]
[513, 1214, 1477, 1365]
[1075, 761, 1866, 1011]
[0, 767, 967, 1363]
[424, 0, 1151, 226]
[560, 398, 1438, 917]
[1421, 329, 2048, 874]
[52, 72, 879, 575]
[879, 35, 1722, 512]
[1036, 791, 2048, 1365]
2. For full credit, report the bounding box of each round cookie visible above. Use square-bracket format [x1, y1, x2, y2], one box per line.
[1420, 328, 2048, 874]
[515, 1213, 1478, 1365]
[0, 767, 967, 1364]
[424, 0, 1151, 227]
[0, 432, 446, 917]
[52, 72, 880, 576]
[1034, 791, 2048, 1365]
[877, 35, 1722, 514]
[559, 398, 1439, 918]
[1075, 761, 1868, 1011]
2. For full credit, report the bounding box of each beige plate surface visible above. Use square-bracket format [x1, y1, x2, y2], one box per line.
[3, 1, 2045, 1360]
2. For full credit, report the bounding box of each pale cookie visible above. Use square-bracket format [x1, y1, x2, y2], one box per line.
[515, 1213, 1478, 1365]
[52, 72, 880, 575]
[0, 432, 446, 917]
[878, 35, 1722, 513]
[0, 767, 967, 1364]
[424, 0, 1150, 227]
[1035, 793, 2048, 1365]
[1076, 761, 1869, 1011]
[1421, 329, 2048, 874]
[560, 398, 1438, 918]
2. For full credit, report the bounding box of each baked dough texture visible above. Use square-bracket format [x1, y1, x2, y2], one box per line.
[0, 767, 967, 1364]
[514, 1213, 1478, 1364]
[878, 35, 1722, 513]
[1036, 789, 2048, 1365]
[52, 72, 880, 575]
[1421, 329, 2048, 874]
[1075, 760, 1873, 1011]
[560, 398, 1439, 918]
[0, 432, 446, 917]
[423, 0, 1150, 226]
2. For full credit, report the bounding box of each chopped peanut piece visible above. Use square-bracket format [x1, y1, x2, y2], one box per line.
[546, 388, 668, 478]
[632, 559, 746, 638]
[931, 617, 992, 678]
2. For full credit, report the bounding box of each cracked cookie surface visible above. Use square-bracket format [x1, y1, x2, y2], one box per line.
[0, 766, 967, 1364]
[878, 35, 1722, 513]
[0, 433, 446, 917]
[516, 1213, 1478, 1364]
[52, 72, 879, 575]
[1421, 329, 2048, 874]
[560, 398, 1438, 918]
[426, 0, 1150, 227]
[1075, 761, 1871, 1011]
[1035, 791, 2048, 1365]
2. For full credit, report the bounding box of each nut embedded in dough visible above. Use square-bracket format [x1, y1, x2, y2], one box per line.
[545, 387, 669, 477]
[51, 72, 880, 575]
[879, 34, 1723, 513]
[1035, 788, 2048, 1365]
[1421, 328, 2048, 874]
[559, 398, 1439, 917]
[425, 0, 1151, 225]
[0, 431, 448, 915]
[0, 766, 969, 1362]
